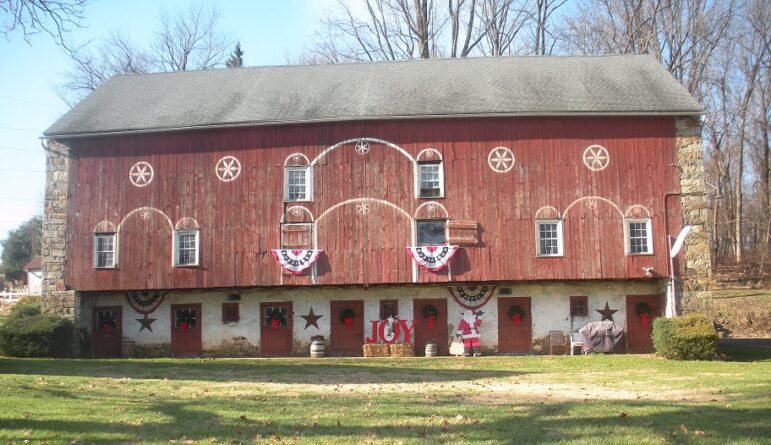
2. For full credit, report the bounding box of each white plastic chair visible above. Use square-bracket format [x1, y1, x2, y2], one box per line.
[569, 331, 584, 355]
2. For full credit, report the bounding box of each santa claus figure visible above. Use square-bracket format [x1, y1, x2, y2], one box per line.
[457, 309, 483, 357]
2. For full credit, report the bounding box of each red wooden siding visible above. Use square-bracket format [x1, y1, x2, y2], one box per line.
[63, 116, 680, 291]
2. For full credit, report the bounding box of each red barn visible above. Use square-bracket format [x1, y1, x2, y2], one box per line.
[41, 55, 710, 357]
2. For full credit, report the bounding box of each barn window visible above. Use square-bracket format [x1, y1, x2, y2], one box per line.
[174, 230, 199, 266]
[626, 218, 652, 255]
[285, 166, 311, 201]
[536, 220, 563, 257]
[418, 162, 444, 198]
[380, 300, 398, 320]
[570, 296, 588, 317]
[416, 219, 446, 246]
[222, 303, 240, 323]
[93, 233, 116, 268]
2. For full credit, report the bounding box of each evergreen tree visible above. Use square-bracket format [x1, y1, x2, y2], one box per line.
[0, 216, 42, 285]
[226, 42, 244, 68]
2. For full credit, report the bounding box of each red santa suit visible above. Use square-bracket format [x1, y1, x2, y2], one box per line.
[457, 310, 482, 353]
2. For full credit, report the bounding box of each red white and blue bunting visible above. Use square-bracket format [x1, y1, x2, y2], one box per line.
[271, 249, 323, 275]
[406, 245, 459, 272]
[447, 285, 496, 310]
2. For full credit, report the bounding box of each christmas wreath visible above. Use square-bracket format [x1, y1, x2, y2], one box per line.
[422, 304, 439, 330]
[635, 302, 653, 316]
[507, 305, 526, 325]
[339, 308, 355, 327]
[267, 308, 287, 329]
[98, 314, 117, 334]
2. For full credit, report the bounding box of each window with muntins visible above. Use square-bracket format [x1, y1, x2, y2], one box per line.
[285, 167, 310, 201]
[418, 162, 443, 198]
[416, 219, 446, 246]
[627, 219, 652, 254]
[94, 233, 116, 268]
[536, 220, 563, 257]
[570, 296, 588, 317]
[174, 230, 199, 266]
[222, 303, 240, 323]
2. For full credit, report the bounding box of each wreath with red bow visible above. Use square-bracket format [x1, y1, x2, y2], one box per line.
[267, 308, 287, 329]
[507, 305, 526, 325]
[635, 302, 653, 328]
[339, 308, 355, 327]
[422, 304, 439, 329]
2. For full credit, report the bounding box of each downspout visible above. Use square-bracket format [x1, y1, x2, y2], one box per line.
[663, 191, 681, 278]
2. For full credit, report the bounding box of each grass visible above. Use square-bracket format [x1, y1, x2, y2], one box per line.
[0, 354, 769, 444]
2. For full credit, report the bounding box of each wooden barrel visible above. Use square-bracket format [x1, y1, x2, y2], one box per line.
[120, 339, 136, 358]
[425, 342, 438, 357]
[310, 340, 326, 358]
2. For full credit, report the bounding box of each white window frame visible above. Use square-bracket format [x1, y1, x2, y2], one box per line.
[173, 229, 200, 267]
[284, 166, 312, 202]
[535, 219, 563, 257]
[93, 233, 117, 268]
[625, 218, 653, 255]
[416, 161, 444, 198]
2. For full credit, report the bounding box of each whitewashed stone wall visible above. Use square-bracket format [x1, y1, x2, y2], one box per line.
[84, 280, 658, 356]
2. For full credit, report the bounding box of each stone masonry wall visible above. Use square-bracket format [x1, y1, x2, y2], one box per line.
[41, 140, 79, 321]
[675, 116, 712, 306]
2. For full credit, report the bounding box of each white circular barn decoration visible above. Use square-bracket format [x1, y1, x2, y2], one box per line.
[354, 139, 371, 155]
[487, 146, 515, 173]
[583, 145, 610, 171]
[129, 161, 154, 187]
[215, 156, 241, 182]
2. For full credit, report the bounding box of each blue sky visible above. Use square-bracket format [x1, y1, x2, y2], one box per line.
[0, 0, 333, 255]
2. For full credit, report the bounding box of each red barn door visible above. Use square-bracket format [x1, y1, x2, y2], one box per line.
[330, 300, 364, 356]
[261, 302, 293, 356]
[413, 299, 449, 356]
[626, 295, 658, 352]
[171, 304, 202, 357]
[93, 306, 122, 357]
[498, 297, 532, 353]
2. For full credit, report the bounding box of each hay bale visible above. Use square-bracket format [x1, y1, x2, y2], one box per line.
[363, 343, 390, 357]
[389, 343, 415, 357]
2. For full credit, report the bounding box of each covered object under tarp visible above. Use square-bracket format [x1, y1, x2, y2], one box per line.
[579, 321, 625, 353]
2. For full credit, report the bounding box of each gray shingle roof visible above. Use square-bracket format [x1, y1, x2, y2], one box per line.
[45, 55, 702, 137]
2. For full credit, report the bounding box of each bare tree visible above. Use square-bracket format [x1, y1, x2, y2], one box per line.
[530, 0, 566, 55]
[152, 3, 231, 72]
[0, 0, 86, 52]
[448, 0, 484, 57]
[477, 0, 529, 56]
[61, 2, 233, 101]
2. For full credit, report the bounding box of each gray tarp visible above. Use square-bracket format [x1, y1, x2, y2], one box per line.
[579, 321, 625, 353]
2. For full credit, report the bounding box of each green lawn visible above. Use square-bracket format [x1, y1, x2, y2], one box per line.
[0, 354, 769, 444]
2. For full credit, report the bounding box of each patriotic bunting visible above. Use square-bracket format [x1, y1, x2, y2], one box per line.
[271, 249, 323, 275]
[447, 285, 496, 310]
[406, 245, 458, 272]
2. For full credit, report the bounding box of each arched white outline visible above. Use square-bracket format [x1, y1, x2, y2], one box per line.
[624, 205, 651, 218]
[316, 198, 412, 223]
[92, 220, 116, 233]
[284, 153, 311, 166]
[117, 207, 174, 232]
[416, 148, 443, 162]
[280, 205, 315, 223]
[174, 217, 200, 230]
[582, 145, 610, 172]
[414, 201, 449, 219]
[129, 161, 154, 187]
[215, 156, 241, 182]
[311, 138, 416, 166]
[534, 205, 561, 219]
[562, 196, 624, 218]
[487, 146, 515, 173]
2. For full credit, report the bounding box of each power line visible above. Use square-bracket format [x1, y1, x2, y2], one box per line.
[0, 125, 41, 133]
[0, 145, 44, 153]
[0, 168, 44, 173]
[0, 95, 60, 107]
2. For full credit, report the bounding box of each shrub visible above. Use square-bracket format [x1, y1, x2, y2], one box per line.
[653, 314, 717, 360]
[7, 296, 42, 319]
[0, 298, 73, 357]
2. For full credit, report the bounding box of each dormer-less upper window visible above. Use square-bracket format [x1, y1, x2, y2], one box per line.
[285, 166, 311, 202]
[418, 162, 444, 198]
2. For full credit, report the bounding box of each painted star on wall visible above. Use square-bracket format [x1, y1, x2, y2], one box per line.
[300, 307, 323, 329]
[136, 314, 157, 332]
[596, 301, 618, 321]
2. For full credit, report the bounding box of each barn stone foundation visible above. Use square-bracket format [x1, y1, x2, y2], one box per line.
[41, 140, 81, 353]
[675, 117, 713, 309]
[81, 280, 657, 357]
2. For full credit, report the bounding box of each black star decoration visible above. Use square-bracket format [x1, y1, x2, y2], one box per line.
[136, 314, 157, 332]
[300, 307, 323, 330]
[596, 301, 618, 321]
